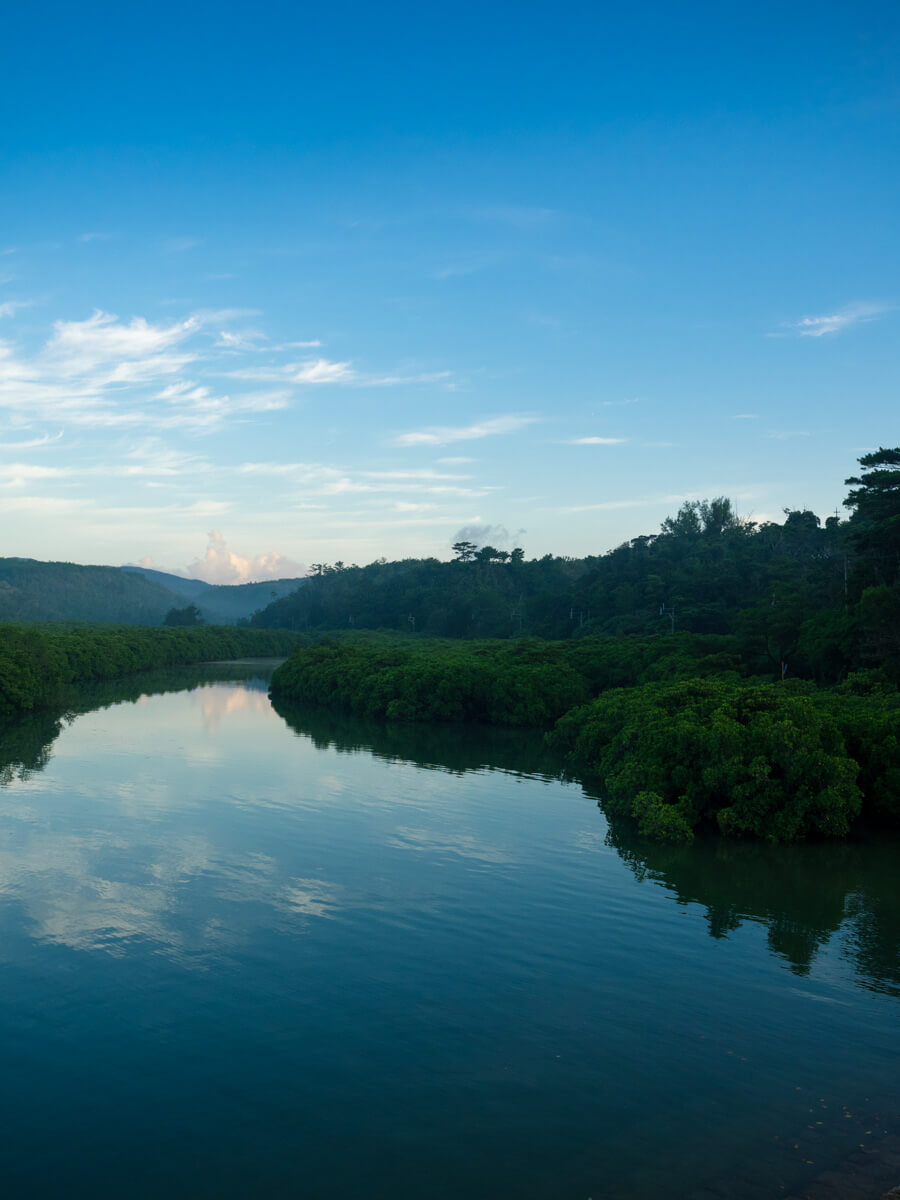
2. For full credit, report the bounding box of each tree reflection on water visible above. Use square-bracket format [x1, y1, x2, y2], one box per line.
[1, 676, 897, 997]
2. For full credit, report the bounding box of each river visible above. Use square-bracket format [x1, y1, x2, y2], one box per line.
[0, 660, 897, 1198]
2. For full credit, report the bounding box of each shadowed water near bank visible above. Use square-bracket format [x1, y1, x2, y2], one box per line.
[0, 662, 897, 1199]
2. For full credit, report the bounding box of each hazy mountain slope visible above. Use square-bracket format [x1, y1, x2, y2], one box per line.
[0, 559, 307, 625]
[0, 559, 183, 624]
[121, 565, 213, 599]
[195, 577, 306, 623]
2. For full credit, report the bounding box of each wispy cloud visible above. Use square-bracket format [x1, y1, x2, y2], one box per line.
[235, 460, 493, 501]
[43, 310, 200, 378]
[214, 328, 267, 350]
[568, 436, 627, 445]
[599, 397, 640, 407]
[0, 462, 67, 488]
[393, 414, 537, 447]
[0, 430, 63, 450]
[549, 487, 762, 515]
[766, 430, 811, 439]
[733, 413, 759, 419]
[0, 300, 33, 319]
[778, 302, 892, 338]
[0, 307, 322, 430]
[227, 357, 354, 384]
[293, 358, 355, 383]
[365, 370, 452, 387]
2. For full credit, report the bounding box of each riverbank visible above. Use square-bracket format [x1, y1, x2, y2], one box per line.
[0, 623, 304, 716]
[269, 635, 900, 843]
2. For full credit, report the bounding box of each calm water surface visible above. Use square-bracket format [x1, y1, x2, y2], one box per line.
[0, 661, 897, 1198]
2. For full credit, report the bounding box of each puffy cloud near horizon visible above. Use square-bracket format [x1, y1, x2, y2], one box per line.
[155, 530, 307, 585]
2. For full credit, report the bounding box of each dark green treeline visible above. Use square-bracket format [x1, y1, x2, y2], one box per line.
[254, 449, 900, 687]
[0, 624, 302, 716]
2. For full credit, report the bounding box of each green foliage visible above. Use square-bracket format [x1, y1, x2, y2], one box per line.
[844, 447, 900, 587]
[0, 624, 302, 716]
[858, 585, 900, 677]
[550, 678, 863, 842]
[818, 675, 900, 823]
[251, 451, 900, 691]
[164, 604, 205, 627]
[630, 791, 694, 843]
[250, 498, 856, 649]
[269, 632, 745, 726]
[270, 637, 591, 726]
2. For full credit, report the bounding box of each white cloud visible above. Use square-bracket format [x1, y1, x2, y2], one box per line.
[0, 462, 67, 488]
[42, 310, 200, 381]
[0, 495, 93, 515]
[0, 300, 33, 319]
[215, 329, 267, 350]
[227, 357, 355, 384]
[599, 397, 640, 407]
[550, 487, 762, 515]
[393, 414, 536, 447]
[733, 413, 759, 419]
[780, 302, 891, 338]
[178, 530, 306, 584]
[236, 460, 492, 501]
[362, 468, 471, 480]
[568, 436, 627, 445]
[365, 370, 452, 387]
[112, 438, 209, 477]
[0, 430, 62, 449]
[437, 456, 477, 464]
[292, 358, 354, 383]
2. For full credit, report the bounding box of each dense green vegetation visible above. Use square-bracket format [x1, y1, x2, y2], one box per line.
[549, 677, 893, 843]
[269, 632, 742, 724]
[269, 449, 900, 844]
[0, 624, 301, 716]
[254, 450, 900, 684]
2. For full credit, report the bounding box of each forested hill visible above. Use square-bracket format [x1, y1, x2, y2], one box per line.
[0, 559, 306, 625]
[252, 449, 900, 685]
[0, 559, 186, 624]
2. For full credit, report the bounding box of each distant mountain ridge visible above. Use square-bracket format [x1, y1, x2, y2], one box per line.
[120, 566, 213, 599]
[0, 558, 306, 625]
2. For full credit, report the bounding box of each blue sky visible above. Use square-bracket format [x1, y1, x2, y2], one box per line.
[1, 0, 898, 581]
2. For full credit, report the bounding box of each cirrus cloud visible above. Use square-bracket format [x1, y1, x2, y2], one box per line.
[393, 414, 537, 447]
